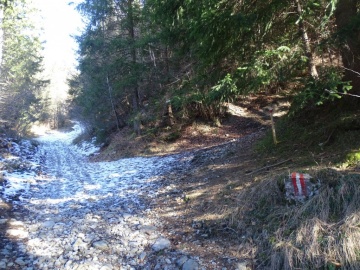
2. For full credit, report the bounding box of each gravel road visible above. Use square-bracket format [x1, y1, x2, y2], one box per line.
[0, 124, 205, 270]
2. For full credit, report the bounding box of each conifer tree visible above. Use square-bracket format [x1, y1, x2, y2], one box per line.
[0, 0, 48, 133]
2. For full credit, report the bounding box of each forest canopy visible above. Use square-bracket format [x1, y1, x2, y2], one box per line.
[69, 0, 360, 138]
[2, 0, 359, 137]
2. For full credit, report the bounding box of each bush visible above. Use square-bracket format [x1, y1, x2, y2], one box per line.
[290, 67, 352, 114]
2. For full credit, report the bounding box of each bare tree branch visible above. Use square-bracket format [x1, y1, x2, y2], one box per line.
[325, 89, 360, 98]
[341, 66, 360, 77]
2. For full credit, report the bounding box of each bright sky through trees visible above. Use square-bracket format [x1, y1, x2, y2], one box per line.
[33, 0, 84, 102]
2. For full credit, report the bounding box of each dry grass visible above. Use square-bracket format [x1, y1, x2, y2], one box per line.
[228, 168, 360, 269]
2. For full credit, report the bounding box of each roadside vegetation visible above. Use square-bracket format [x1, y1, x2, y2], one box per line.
[233, 107, 360, 269]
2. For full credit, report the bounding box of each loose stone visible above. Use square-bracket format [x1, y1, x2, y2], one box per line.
[15, 257, 27, 266]
[0, 219, 7, 224]
[0, 261, 6, 269]
[6, 228, 28, 239]
[152, 237, 171, 252]
[92, 240, 109, 251]
[0, 125, 223, 269]
[182, 259, 199, 270]
[235, 261, 249, 270]
[138, 252, 147, 262]
[177, 256, 189, 266]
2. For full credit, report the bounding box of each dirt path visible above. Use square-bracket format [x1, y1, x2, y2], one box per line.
[149, 131, 268, 269]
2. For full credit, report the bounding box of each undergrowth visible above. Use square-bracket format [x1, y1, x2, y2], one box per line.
[240, 105, 360, 268]
[229, 169, 360, 269]
[256, 107, 360, 168]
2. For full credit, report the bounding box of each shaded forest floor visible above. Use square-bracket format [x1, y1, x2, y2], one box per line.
[92, 94, 289, 160]
[92, 94, 360, 268]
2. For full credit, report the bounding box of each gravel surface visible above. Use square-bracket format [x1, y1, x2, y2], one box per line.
[0, 124, 210, 270]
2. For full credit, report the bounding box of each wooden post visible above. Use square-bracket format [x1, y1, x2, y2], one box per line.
[269, 109, 278, 145]
[265, 104, 278, 145]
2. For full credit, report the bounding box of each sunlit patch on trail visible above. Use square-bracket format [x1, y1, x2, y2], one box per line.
[30, 123, 51, 136]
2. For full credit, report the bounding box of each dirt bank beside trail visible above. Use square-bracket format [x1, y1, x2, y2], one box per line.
[91, 94, 290, 161]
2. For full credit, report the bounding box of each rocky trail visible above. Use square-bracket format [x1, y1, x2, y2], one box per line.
[0, 98, 284, 270]
[0, 123, 223, 270]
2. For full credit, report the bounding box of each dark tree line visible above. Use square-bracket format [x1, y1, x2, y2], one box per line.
[69, 0, 360, 138]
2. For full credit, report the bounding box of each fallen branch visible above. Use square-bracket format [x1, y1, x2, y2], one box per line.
[246, 159, 292, 175]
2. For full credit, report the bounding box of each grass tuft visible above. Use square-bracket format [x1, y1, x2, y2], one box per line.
[228, 169, 360, 269]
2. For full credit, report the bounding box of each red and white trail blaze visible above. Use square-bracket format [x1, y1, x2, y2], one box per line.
[291, 172, 310, 197]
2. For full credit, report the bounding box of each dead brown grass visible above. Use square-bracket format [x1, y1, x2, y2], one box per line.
[229, 169, 360, 269]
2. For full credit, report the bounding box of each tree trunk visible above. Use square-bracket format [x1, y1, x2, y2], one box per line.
[335, 0, 360, 100]
[106, 74, 122, 131]
[128, 0, 141, 135]
[295, 0, 319, 79]
[162, 47, 175, 127]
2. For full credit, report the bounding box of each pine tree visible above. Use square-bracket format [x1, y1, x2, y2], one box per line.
[0, 0, 49, 134]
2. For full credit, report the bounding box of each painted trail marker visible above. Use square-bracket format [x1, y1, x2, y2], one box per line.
[291, 172, 309, 196]
[284, 172, 319, 202]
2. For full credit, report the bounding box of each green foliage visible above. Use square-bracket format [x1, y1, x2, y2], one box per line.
[291, 67, 352, 114]
[70, 0, 360, 137]
[206, 74, 238, 104]
[71, 0, 157, 135]
[0, 0, 49, 133]
[344, 151, 360, 168]
[234, 45, 304, 95]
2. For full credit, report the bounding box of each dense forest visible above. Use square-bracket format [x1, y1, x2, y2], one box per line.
[0, 0, 359, 137]
[66, 0, 360, 140]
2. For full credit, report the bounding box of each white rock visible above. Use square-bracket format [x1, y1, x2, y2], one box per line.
[140, 225, 157, 234]
[93, 240, 109, 251]
[138, 252, 147, 262]
[42, 220, 55, 228]
[182, 259, 199, 270]
[235, 262, 249, 270]
[152, 237, 171, 252]
[6, 228, 28, 239]
[0, 219, 7, 224]
[100, 265, 113, 270]
[15, 257, 27, 266]
[8, 219, 24, 226]
[54, 260, 62, 267]
[0, 261, 7, 269]
[73, 238, 88, 250]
